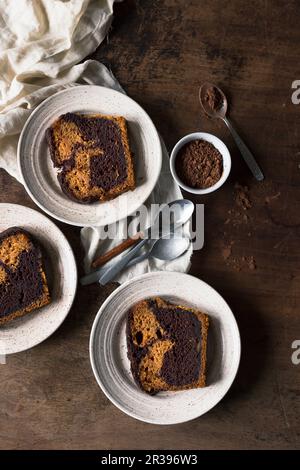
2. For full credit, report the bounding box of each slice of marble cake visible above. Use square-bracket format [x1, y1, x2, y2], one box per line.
[0, 228, 50, 325]
[126, 297, 209, 394]
[46, 112, 135, 203]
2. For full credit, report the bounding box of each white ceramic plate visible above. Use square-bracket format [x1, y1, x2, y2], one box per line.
[18, 85, 162, 227]
[0, 204, 77, 354]
[90, 271, 241, 425]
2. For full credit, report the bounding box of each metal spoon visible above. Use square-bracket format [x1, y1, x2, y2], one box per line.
[80, 236, 190, 286]
[199, 82, 264, 181]
[126, 236, 190, 267]
[98, 199, 194, 285]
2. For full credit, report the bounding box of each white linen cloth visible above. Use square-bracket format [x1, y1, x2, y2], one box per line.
[0, 0, 192, 282]
[0, 0, 116, 179]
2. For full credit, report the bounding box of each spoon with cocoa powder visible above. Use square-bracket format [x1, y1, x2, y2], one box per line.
[199, 82, 264, 181]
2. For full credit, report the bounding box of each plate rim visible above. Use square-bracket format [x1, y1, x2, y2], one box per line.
[0, 203, 78, 354]
[17, 85, 162, 227]
[89, 271, 241, 425]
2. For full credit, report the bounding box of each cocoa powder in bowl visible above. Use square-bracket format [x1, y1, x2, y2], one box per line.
[175, 139, 223, 189]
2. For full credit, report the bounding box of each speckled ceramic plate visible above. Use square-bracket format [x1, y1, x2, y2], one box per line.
[90, 272, 241, 425]
[0, 204, 77, 354]
[18, 85, 162, 227]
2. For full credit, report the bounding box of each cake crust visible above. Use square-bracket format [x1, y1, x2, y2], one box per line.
[46, 112, 135, 203]
[126, 297, 209, 394]
[0, 227, 51, 326]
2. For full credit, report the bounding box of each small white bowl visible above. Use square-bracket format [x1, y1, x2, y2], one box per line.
[170, 132, 231, 194]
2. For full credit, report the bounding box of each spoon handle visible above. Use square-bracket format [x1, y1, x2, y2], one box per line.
[80, 249, 149, 286]
[126, 251, 150, 268]
[99, 238, 149, 285]
[222, 116, 264, 181]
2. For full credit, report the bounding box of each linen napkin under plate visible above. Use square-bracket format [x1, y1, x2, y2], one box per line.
[0, 0, 192, 282]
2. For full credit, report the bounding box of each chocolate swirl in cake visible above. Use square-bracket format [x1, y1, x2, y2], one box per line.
[148, 299, 202, 386]
[46, 112, 135, 204]
[62, 113, 128, 190]
[126, 297, 209, 394]
[0, 228, 50, 325]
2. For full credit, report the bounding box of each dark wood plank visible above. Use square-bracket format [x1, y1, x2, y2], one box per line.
[0, 0, 299, 449]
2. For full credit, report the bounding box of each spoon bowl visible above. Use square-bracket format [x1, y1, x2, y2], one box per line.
[126, 236, 190, 268]
[199, 82, 227, 119]
[154, 199, 194, 234]
[151, 236, 190, 261]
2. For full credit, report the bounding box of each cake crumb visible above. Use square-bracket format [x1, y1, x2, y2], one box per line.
[222, 245, 232, 261]
[234, 183, 252, 210]
[248, 256, 256, 270]
[221, 183, 258, 271]
[265, 192, 281, 204]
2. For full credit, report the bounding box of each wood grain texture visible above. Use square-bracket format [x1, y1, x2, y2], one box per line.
[0, 0, 300, 449]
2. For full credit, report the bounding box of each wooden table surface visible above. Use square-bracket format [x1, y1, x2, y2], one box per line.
[0, 0, 299, 450]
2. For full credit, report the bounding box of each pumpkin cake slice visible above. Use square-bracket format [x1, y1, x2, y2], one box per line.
[126, 297, 209, 394]
[0, 227, 50, 325]
[46, 112, 135, 203]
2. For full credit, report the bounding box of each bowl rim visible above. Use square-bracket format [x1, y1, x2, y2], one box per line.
[170, 132, 231, 195]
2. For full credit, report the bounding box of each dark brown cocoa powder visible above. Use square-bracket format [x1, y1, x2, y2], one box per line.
[175, 139, 223, 189]
[204, 86, 223, 112]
